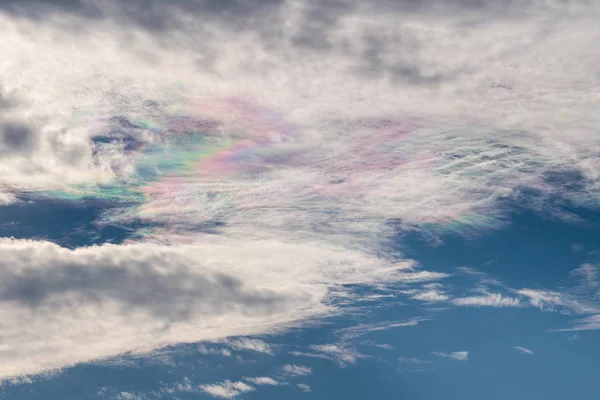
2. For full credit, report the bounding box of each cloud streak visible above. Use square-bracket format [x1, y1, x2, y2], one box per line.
[432, 351, 469, 361]
[513, 346, 534, 356]
[282, 364, 312, 377]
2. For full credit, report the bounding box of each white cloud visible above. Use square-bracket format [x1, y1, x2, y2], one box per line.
[335, 319, 422, 340]
[0, 0, 598, 239]
[570, 264, 600, 295]
[243, 377, 280, 386]
[197, 345, 232, 357]
[290, 344, 368, 368]
[517, 289, 569, 311]
[432, 351, 469, 361]
[223, 338, 274, 355]
[282, 364, 312, 377]
[513, 346, 534, 356]
[412, 290, 450, 302]
[297, 383, 311, 393]
[516, 289, 600, 314]
[116, 392, 145, 400]
[0, 237, 414, 379]
[289, 351, 332, 361]
[452, 293, 521, 307]
[307, 344, 368, 367]
[199, 380, 255, 399]
[558, 314, 600, 331]
[1, 0, 600, 381]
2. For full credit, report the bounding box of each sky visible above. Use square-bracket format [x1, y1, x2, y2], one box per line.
[0, 0, 599, 399]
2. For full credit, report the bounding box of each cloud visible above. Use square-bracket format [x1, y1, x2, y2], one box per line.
[432, 351, 468, 361]
[398, 356, 433, 372]
[452, 293, 521, 307]
[297, 383, 311, 392]
[0, 0, 598, 228]
[0, 237, 417, 379]
[197, 345, 232, 357]
[243, 376, 280, 386]
[282, 364, 312, 376]
[222, 338, 274, 355]
[398, 356, 432, 365]
[289, 350, 333, 361]
[290, 344, 368, 367]
[570, 264, 600, 296]
[307, 344, 368, 367]
[0, 121, 39, 155]
[558, 314, 600, 331]
[412, 290, 450, 302]
[335, 319, 422, 340]
[1, 0, 600, 381]
[199, 380, 255, 399]
[516, 289, 599, 314]
[513, 346, 534, 356]
[115, 392, 145, 400]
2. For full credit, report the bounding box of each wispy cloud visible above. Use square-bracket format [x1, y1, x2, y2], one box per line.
[297, 383, 311, 393]
[281, 364, 312, 377]
[513, 346, 534, 356]
[557, 314, 600, 331]
[243, 377, 280, 386]
[335, 319, 423, 340]
[432, 351, 469, 361]
[197, 345, 232, 357]
[115, 392, 146, 400]
[398, 356, 434, 373]
[223, 338, 274, 355]
[412, 290, 450, 302]
[570, 264, 600, 295]
[198, 380, 255, 399]
[308, 344, 368, 367]
[517, 289, 600, 315]
[452, 293, 521, 307]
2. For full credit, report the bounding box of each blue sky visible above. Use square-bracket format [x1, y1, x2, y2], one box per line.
[0, 1, 599, 399]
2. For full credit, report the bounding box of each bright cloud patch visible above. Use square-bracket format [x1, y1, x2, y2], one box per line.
[244, 377, 280, 386]
[199, 380, 255, 399]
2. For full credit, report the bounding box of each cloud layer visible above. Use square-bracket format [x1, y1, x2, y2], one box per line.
[0, 0, 599, 380]
[0, 237, 426, 378]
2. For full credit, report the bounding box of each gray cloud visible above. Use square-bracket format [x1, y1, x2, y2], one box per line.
[0, 86, 19, 110]
[0, 0, 524, 86]
[0, 121, 39, 155]
[0, 0, 284, 30]
[0, 246, 289, 322]
[1, 264, 281, 321]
